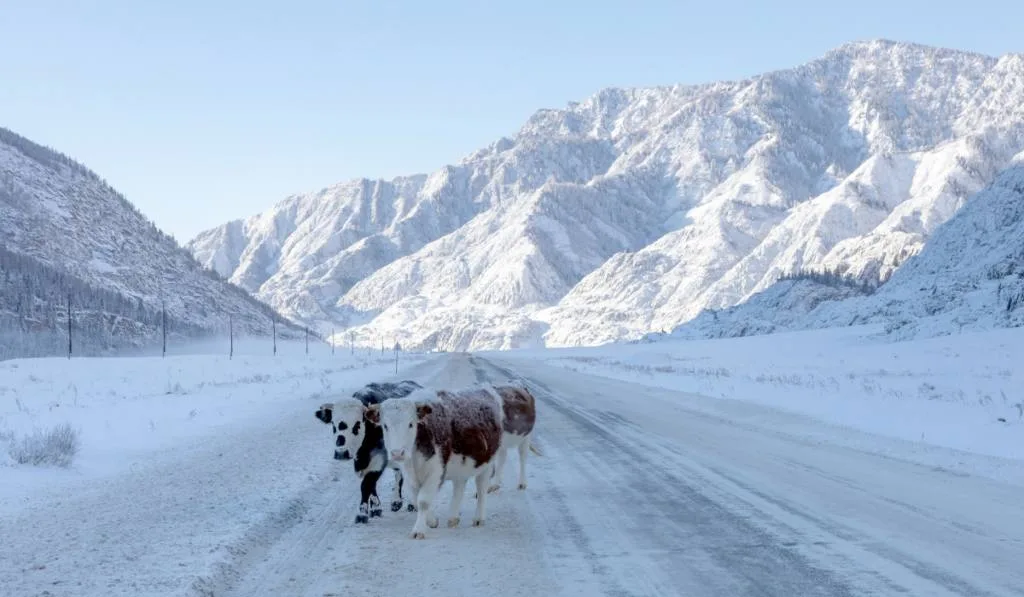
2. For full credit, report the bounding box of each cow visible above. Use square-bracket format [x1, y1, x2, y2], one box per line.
[366, 386, 503, 539]
[314, 380, 423, 524]
[483, 381, 543, 494]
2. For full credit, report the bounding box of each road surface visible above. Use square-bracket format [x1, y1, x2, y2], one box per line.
[2, 353, 1022, 597]
[216, 353, 1024, 597]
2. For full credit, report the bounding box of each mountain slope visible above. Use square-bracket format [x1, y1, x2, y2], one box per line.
[662, 156, 1024, 341]
[190, 40, 1024, 350]
[545, 131, 1022, 345]
[188, 132, 624, 330]
[0, 127, 303, 358]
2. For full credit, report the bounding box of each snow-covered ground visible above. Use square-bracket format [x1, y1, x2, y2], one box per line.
[488, 326, 1024, 473]
[2, 331, 1023, 596]
[0, 339, 426, 596]
[0, 338, 416, 494]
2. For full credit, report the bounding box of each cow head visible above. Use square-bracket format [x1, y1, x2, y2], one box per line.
[316, 397, 366, 461]
[372, 398, 433, 464]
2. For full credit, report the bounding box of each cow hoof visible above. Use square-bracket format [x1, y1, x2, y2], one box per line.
[427, 516, 439, 529]
[407, 504, 417, 512]
[487, 484, 501, 494]
[354, 514, 369, 524]
[472, 518, 484, 527]
[447, 517, 460, 528]
[518, 482, 528, 490]
[370, 508, 383, 518]
[411, 531, 426, 539]
[391, 501, 403, 512]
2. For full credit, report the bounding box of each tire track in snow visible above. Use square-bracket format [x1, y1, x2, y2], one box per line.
[189, 476, 358, 597]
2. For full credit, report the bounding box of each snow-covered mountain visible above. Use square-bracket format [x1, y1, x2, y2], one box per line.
[660, 155, 1024, 341]
[0, 127, 304, 358]
[189, 40, 1024, 351]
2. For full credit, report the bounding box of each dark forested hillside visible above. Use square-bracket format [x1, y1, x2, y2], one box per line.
[0, 126, 306, 359]
[0, 246, 205, 358]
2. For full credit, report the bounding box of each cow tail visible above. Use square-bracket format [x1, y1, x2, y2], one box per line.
[528, 438, 544, 457]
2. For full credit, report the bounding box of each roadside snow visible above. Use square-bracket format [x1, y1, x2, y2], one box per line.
[0, 340, 425, 504]
[484, 325, 1024, 478]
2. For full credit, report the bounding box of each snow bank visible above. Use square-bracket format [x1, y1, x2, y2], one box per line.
[487, 326, 1024, 464]
[0, 339, 426, 502]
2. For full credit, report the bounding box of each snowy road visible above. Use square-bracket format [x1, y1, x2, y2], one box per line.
[214, 353, 1024, 597]
[4, 352, 1023, 596]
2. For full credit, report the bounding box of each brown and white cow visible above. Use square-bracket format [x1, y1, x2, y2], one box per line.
[366, 386, 503, 539]
[484, 381, 542, 494]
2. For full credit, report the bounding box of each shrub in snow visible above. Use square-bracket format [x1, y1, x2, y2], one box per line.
[6, 423, 81, 468]
[165, 380, 186, 395]
[0, 429, 15, 467]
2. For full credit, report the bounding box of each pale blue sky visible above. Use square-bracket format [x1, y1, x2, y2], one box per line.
[2, 0, 1022, 241]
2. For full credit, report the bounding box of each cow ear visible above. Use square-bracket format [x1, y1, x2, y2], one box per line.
[315, 404, 333, 424]
[416, 403, 433, 419]
[364, 404, 380, 425]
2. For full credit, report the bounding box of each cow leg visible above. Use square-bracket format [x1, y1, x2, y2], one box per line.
[368, 472, 383, 518]
[472, 469, 490, 527]
[517, 436, 530, 490]
[356, 470, 381, 524]
[391, 467, 404, 512]
[410, 469, 441, 539]
[404, 464, 419, 513]
[355, 501, 370, 524]
[446, 478, 468, 527]
[487, 445, 509, 494]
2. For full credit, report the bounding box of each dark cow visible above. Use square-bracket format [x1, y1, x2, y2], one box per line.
[367, 386, 503, 539]
[314, 379, 423, 523]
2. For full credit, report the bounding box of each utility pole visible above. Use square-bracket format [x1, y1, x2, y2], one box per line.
[394, 338, 399, 374]
[350, 331, 354, 355]
[229, 314, 234, 360]
[66, 293, 72, 359]
[272, 315, 277, 356]
[161, 299, 167, 358]
[331, 327, 335, 355]
[305, 326, 309, 355]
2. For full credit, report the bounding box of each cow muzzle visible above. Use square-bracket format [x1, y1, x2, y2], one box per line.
[334, 450, 352, 461]
[389, 449, 406, 462]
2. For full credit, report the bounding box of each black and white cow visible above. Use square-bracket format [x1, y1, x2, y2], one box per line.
[314, 380, 423, 524]
[366, 386, 504, 539]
